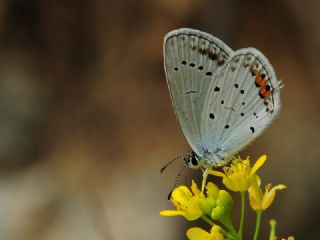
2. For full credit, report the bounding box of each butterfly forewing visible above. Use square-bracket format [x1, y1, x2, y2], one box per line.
[201, 48, 281, 160]
[164, 28, 233, 156]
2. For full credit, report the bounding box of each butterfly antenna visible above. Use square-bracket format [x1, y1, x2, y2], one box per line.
[167, 159, 188, 200]
[160, 155, 186, 173]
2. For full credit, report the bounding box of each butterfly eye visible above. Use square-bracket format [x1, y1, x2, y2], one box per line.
[190, 155, 198, 166]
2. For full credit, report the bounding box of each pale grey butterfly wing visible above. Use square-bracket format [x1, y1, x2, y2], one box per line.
[164, 28, 233, 156]
[200, 48, 281, 165]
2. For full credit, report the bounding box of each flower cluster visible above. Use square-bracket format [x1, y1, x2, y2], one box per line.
[160, 155, 293, 240]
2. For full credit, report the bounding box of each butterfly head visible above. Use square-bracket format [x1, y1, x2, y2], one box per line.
[186, 151, 201, 169]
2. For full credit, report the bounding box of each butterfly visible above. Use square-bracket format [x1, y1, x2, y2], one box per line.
[163, 28, 282, 169]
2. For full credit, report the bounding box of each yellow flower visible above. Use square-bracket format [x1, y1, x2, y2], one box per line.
[160, 180, 203, 220]
[187, 225, 224, 240]
[160, 179, 233, 223]
[209, 155, 267, 192]
[249, 175, 286, 211]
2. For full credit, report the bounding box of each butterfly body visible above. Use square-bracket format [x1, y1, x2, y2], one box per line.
[164, 28, 281, 168]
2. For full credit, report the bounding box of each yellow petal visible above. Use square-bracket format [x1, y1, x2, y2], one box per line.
[261, 184, 286, 210]
[160, 209, 201, 221]
[222, 177, 239, 192]
[210, 225, 224, 240]
[208, 170, 227, 178]
[206, 182, 219, 199]
[273, 184, 287, 190]
[254, 175, 262, 186]
[160, 210, 185, 217]
[191, 180, 201, 195]
[187, 227, 209, 240]
[210, 225, 222, 233]
[250, 155, 267, 176]
[249, 194, 260, 210]
[184, 213, 202, 221]
[171, 186, 192, 205]
[248, 176, 264, 210]
[248, 186, 263, 210]
[226, 172, 250, 192]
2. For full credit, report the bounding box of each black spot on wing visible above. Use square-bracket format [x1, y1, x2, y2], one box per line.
[265, 85, 271, 91]
[185, 90, 197, 95]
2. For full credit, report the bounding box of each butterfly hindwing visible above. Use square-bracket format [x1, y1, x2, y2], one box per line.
[201, 48, 281, 161]
[164, 28, 233, 155]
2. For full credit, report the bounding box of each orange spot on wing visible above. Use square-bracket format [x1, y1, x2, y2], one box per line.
[259, 87, 271, 98]
[255, 73, 267, 88]
[253, 71, 272, 98]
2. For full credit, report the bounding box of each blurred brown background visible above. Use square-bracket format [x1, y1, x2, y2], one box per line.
[0, 0, 319, 239]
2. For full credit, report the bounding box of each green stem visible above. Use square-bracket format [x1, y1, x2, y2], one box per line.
[220, 214, 237, 233]
[253, 210, 263, 240]
[269, 219, 277, 240]
[201, 215, 214, 226]
[223, 230, 241, 240]
[238, 191, 246, 240]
